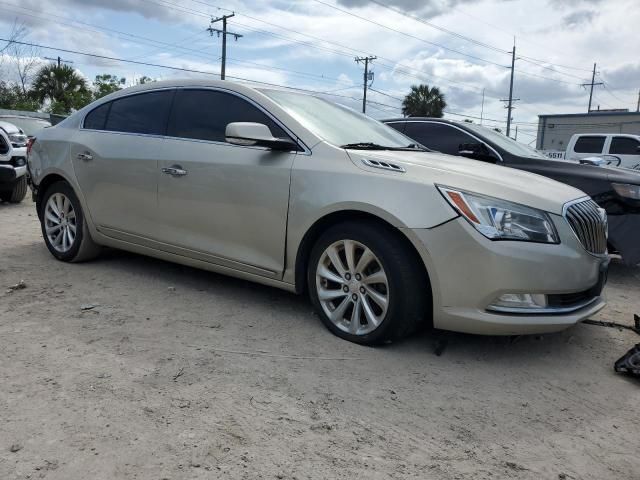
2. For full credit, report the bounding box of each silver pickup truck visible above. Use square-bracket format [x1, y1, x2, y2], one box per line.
[0, 123, 29, 203]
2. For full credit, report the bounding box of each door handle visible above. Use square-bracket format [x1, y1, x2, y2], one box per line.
[162, 166, 188, 177]
[77, 152, 93, 161]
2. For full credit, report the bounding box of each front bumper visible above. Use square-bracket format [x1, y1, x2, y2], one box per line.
[407, 215, 609, 335]
[0, 164, 26, 183]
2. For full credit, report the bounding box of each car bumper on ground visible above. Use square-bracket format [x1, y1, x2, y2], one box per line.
[407, 215, 609, 335]
[608, 213, 640, 267]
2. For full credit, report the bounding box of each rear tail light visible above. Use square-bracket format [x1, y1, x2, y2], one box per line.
[27, 137, 35, 156]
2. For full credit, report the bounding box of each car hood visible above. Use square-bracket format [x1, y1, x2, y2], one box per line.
[347, 149, 586, 215]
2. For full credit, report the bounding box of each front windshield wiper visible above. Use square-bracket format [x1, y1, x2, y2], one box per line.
[340, 142, 427, 151]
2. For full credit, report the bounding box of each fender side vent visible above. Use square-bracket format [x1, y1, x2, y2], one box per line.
[362, 158, 406, 173]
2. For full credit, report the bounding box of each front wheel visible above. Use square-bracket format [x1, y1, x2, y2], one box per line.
[40, 181, 101, 262]
[308, 221, 429, 345]
[1, 176, 27, 203]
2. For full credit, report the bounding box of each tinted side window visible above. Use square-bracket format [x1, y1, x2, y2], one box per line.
[105, 90, 173, 135]
[168, 89, 287, 143]
[386, 121, 406, 134]
[404, 122, 474, 155]
[84, 102, 110, 130]
[610, 137, 640, 155]
[574, 136, 605, 154]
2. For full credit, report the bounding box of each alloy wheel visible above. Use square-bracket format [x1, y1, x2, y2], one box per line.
[44, 192, 77, 253]
[315, 239, 389, 335]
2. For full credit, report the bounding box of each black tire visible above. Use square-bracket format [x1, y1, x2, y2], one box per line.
[307, 221, 430, 345]
[7, 176, 27, 203]
[40, 181, 101, 262]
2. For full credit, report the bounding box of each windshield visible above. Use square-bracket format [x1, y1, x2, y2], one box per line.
[259, 89, 414, 149]
[463, 123, 548, 159]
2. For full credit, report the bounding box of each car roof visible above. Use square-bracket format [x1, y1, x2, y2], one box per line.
[382, 117, 463, 125]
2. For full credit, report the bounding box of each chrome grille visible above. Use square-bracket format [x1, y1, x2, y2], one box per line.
[564, 199, 608, 255]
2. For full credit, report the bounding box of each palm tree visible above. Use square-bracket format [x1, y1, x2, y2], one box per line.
[31, 64, 90, 113]
[402, 84, 446, 117]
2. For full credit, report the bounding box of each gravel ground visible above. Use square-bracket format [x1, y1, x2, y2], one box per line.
[1, 199, 639, 480]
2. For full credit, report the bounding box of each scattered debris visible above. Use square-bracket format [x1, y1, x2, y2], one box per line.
[9, 443, 22, 453]
[583, 315, 640, 336]
[614, 344, 640, 378]
[504, 461, 528, 471]
[80, 304, 100, 311]
[167, 286, 176, 292]
[172, 367, 185, 381]
[6, 280, 26, 293]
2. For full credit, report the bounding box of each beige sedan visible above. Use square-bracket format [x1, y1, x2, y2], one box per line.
[27, 80, 608, 344]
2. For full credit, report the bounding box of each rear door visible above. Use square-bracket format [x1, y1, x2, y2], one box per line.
[71, 89, 174, 237]
[608, 136, 640, 170]
[156, 88, 296, 278]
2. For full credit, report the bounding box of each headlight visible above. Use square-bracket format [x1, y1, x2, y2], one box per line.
[437, 185, 559, 244]
[612, 183, 640, 200]
[8, 133, 27, 147]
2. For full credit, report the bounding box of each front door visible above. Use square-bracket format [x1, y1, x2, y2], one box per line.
[71, 90, 174, 236]
[157, 88, 296, 278]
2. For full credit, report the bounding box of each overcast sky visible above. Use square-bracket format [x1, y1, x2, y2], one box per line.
[1, 0, 639, 143]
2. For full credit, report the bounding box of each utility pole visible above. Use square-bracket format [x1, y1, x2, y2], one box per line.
[581, 63, 603, 113]
[636, 89, 639, 112]
[480, 88, 485, 125]
[44, 56, 73, 68]
[515, 125, 518, 141]
[503, 43, 516, 137]
[355, 56, 376, 114]
[208, 13, 242, 80]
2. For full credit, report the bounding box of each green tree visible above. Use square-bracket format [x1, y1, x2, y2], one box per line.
[31, 64, 90, 114]
[137, 75, 153, 85]
[93, 74, 125, 100]
[0, 81, 40, 111]
[401, 84, 446, 118]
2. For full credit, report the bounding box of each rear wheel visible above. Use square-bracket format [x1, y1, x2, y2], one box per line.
[308, 221, 429, 345]
[40, 181, 101, 262]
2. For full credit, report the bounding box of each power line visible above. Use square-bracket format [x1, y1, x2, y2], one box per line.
[310, 0, 510, 68]
[363, 0, 509, 54]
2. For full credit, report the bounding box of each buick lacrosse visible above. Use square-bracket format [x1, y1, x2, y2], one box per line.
[28, 80, 608, 344]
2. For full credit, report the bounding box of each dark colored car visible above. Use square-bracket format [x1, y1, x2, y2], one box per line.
[384, 118, 640, 266]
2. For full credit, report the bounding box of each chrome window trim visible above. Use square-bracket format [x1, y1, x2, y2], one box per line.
[386, 120, 504, 163]
[79, 86, 311, 155]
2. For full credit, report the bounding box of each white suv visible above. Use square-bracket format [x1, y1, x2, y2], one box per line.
[566, 133, 640, 170]
[0, 124, 28, 203]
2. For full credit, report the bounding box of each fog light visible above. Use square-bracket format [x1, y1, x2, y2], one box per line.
[14, 157, 26, 167]
[488, 293, 547, 312]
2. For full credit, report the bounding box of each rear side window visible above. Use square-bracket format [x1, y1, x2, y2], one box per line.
[105, 90, 174, 135]
[574, 136, 605, 154]
[404, 122, 474, 155]
[167, 89, 287, 143]
[83, 102, 110, 130]
[610, 137, 640, 155]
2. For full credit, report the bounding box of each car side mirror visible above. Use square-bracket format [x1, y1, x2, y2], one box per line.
[458, 142, 496, 163]
[225, 122, 299, 152]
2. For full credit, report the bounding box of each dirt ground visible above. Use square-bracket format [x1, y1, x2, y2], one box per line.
[1, 198, 639, 480]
